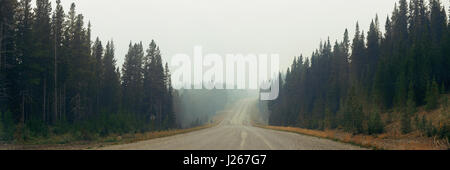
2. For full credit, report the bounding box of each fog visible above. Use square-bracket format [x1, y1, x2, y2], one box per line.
[175, 89, 228, 128]
[41, 0, 428, 71]
[37, 0, 449, 127]
[175, 88, 259, 128]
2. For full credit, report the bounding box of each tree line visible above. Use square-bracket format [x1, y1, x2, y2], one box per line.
[0, 0, 176, 141]
[266, 0, 449, 139]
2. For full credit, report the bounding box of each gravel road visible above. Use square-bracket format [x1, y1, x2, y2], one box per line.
[100, 99, 365, 150]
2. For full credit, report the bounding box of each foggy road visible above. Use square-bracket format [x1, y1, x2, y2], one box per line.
[100, 99, 365, 150]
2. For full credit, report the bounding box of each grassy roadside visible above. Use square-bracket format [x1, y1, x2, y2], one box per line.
[254, 124, 449, 150]
[0, 105, 229, 150]
[254, 124, 374, 149]
[91, 123, 217, 149]
[0, 123, 217, 150]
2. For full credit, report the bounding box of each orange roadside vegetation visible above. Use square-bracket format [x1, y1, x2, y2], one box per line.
[256, 124, 449, 150]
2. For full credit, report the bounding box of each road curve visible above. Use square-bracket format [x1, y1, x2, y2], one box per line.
[100, 99, 366, 150]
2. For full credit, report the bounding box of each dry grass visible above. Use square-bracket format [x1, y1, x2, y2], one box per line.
[256, 124, 449, 150]
[112, 123, 216, 145]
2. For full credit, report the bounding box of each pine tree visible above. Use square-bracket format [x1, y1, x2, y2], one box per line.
[122, 42, 144, 115]
[0, 0, 17, 113]
[365, 16, 380, 92]
[92, 37, 103, 114]
[425, 79, 439, 111]
[165, 62, 175, 128]
[367, 109, 384, 135]
[51, 0, 65, 123]
[266, 0, 449, 137]
[140, 40, 166, 129]
[342, 87, 364, 134]
[142, 40, 157, 122]
[401, 82, 415, 134]
[350, 22, 366, 84]
[16, 0, 34, 124]
[102, 40, 120, 113]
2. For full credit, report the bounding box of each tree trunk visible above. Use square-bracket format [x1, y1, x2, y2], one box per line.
[59, 87, 62, 121]
[54, 34, 58, 124]
[159, 103, 162, 130]
[43, 77, 46, 123]
[63, 84, 66, 121]
[21, 92, 25, 124]
[0, 23, 3, 70]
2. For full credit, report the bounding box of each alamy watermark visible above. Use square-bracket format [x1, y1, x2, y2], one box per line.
[171, 46, 279, 101]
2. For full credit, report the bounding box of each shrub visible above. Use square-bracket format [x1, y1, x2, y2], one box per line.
[438, 124, 449, 141]
[25, 119, 49, 138]
[367, 111, 384, 135]
[425, 79, 439, 111]
[0, 111, 3, 140]
[401, 112, 411, 134]
[2, 110, 15, 141]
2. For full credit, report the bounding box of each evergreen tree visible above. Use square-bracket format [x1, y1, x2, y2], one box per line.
[122, 42, 144, 115]
[165, 62, 175, 128]
[267, 0, 449, 137]
[51, 0, 65, 123]
[342, 87, 364, 134]
[350, 22, 366, 84]
[406, 81, 417, 114]
[142, 40, 157, 123]
[102, 40, 120, 113]
[425, 79, 439, 110]
[92, 37, 103, 114]
[367, 109, 384, 135]
[15, 0, 34, 124]
[365, 16, 380, 92]
[0, 0, 183, 140]
[0, 0, 17, 113]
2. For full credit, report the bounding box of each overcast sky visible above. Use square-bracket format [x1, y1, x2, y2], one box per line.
[44, 0, 448, 71]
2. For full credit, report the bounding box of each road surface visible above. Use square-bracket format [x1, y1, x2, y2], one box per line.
[100, 99, 365, 150]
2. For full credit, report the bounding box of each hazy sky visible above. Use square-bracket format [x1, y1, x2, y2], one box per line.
[44, 0, 447, 71]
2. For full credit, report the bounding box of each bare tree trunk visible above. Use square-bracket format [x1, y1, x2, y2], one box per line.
[43, 77, 46, 123]
[64, 84, 66, 120]
[0, 23, 3, 70]
[59, 87, 62, 121]
[54, 34, 58, 124]
[159, 103, 162, 130]
[21, 92, 25, 124]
